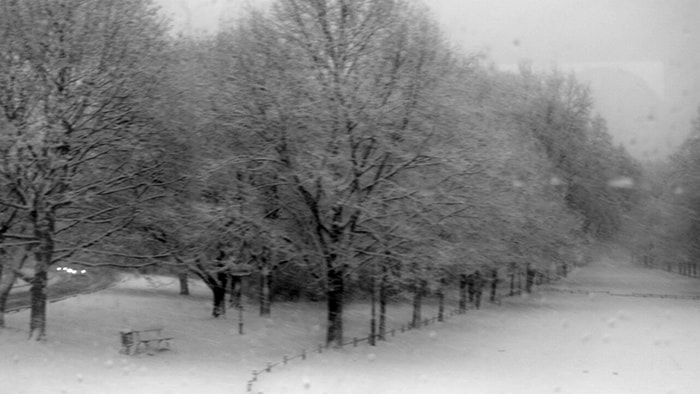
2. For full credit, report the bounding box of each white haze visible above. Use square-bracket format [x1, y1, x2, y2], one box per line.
[158, 0, 700, 160]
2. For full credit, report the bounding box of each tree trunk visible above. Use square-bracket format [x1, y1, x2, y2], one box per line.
[178, 271, 189, 295]
[473, 271, 482, 309]
[458, 274, 467, 313]
[411, 279, 424, 328]
[29, 268, 48, 340]
[0, 262, 6, 328]
[525, 264, 534, 293]
[369, 274, 376, 346]
[30, 210, 54, 341]
[378, 268, 388, 340]
[517, 268, 523, 291]
[212, 272, 228, 318]
[326, 266, 344, 346]
[259, 267, 272, 316]
[509, 269, 515, 296]
[437, 279, 444, 322]
[489, 268, 498, 303]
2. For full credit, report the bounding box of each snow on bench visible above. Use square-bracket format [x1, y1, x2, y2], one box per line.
[119, 328, 173, 355]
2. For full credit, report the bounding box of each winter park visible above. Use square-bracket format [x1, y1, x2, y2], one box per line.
[1, 0, 700, 393]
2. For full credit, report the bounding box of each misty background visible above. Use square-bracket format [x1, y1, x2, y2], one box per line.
[158, 0, 700, 160]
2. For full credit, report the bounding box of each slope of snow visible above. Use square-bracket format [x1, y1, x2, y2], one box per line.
[1, 275, 440, 394]
[2, 256, 700, 394]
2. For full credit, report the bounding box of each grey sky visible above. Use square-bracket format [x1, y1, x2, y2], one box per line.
[158, 0, 700, 159]
[428, 0, 700, 159]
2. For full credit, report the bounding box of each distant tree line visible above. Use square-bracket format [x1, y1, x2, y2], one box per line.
[624, 107, 700, 271]
[0, 0, 638, 343]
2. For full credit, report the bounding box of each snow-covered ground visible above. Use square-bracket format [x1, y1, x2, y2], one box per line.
[2, 255, 700, 394]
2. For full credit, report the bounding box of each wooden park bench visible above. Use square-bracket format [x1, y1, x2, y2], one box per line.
[120, 328, 173, 355]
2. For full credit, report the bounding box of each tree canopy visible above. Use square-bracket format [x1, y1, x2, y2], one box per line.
[0, 0, 641, 343]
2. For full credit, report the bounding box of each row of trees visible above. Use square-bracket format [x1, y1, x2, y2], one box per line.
[623, 108, 700, 269]
[0, 0, 638, 344]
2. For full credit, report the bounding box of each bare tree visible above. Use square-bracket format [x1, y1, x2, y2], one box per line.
[207, 0, 465, 346]
[0, 0, 170, 340]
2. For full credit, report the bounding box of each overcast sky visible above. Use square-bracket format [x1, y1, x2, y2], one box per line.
[158, 0, 700, 159]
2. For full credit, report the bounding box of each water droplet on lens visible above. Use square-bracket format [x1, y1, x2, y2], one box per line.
[607, 177, 634, 189]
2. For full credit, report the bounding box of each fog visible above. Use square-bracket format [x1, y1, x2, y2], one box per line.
[160, 0, 700, 159]
[3, 1, 700, 393]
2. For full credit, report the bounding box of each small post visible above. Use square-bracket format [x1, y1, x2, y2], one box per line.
[283, 355, 288, 365]
[238, 304, 244, 335]
[266, 362, 272, 373]
[301, 349, 306, 360]
[251, 371, 258, 382]
[353, 337, 358, 347]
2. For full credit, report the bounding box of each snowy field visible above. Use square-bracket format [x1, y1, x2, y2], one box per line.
[2, 255, 700, 394]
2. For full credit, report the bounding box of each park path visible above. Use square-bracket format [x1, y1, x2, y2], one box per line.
[256, 252, 700, 394]
[5, 269, 116, 312]
[548, 250, 700, 297]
